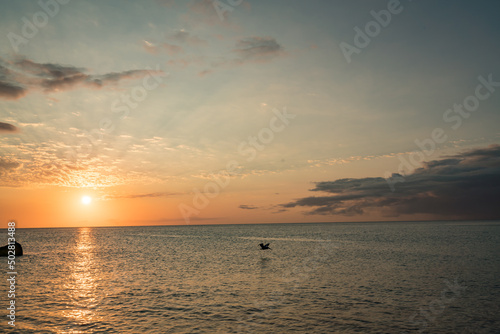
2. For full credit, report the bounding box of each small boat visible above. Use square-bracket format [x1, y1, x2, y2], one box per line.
[0, 242, 23, 257]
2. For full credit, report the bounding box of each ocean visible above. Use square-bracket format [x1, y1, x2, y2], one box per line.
[1, 221, 499, 333]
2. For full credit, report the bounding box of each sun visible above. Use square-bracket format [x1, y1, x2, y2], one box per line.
[81, 196, 92, 205]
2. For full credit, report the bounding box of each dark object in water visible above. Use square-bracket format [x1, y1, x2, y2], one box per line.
[259, 243, 271, 250]
[0, 242, 23, 257]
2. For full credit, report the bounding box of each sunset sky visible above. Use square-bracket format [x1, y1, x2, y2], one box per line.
[1, 0, 499, 228]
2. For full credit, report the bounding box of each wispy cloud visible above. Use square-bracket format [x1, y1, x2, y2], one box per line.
[307, 153, 402, 168]
[280, 145, 500, 220]
[144, 25, 284, 76]
[239, 204, 259, 210]
[196, 36, 285, 75]
[142, 30, 205, 57]
[0, 57, 162, 99]
[143, 40, 183, 55]
[108, 192, 180, 199]
[232, 37, 284, 62]
[169, 29, 207, 47]
[123, 216, 221, 225]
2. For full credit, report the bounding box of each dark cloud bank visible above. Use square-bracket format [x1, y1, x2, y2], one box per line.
[281, 145, 500, 220]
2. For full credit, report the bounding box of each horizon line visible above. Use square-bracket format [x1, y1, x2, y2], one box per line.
[4, 218, 500, 230]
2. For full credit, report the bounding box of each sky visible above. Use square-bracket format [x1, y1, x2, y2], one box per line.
[0, 0, 499, 228]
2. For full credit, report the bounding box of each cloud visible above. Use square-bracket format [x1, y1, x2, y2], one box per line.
[0, 158, 22, 171]
[127, 216, 220, 225]
[108, 192, 179, 199]
[0, 158, 22, 183]
[239, 204, 259, 210]
[233, 37, 284, 62]
[307, 153, 403, 168]
[143, 40, 161, 54]
[0, 146, 157, 188]
[169, 30, 207, 47]
[143, 30, 205, 57]
[0, 57, 163, 99]
[0, 81, 26, 99]
[143, 40, 183, 55]
[143, 31, 284, 75]
[280, 145, 500, 220]
[0, 63, 27, 99]
[196, 36, 285, 75]
[0, 122, 19, 133]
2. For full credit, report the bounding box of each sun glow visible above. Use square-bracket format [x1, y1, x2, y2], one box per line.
[81, 196, 92, 205]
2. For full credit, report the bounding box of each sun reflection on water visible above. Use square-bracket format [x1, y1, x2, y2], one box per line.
[61, 227, 103, 330]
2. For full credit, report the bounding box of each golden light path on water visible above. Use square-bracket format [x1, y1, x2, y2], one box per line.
[61, 228, 102, 332]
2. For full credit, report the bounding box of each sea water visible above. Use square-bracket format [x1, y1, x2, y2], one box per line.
[1, 221, 499, 333]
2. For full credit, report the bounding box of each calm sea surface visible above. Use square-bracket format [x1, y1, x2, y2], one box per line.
[1, 221, 499, 333]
